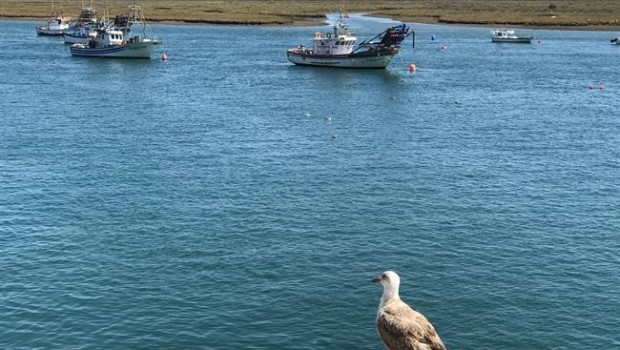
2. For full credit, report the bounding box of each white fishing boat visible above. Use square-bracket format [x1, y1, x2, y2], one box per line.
[491, 29, 533, 43]
[63, 7, 99, 44]
[35, 1, 70, 36]
[287, 15, 413, 69]
[35, 0, 70, 35]
[69, 5, 161, 59]
[63, 24, 97, 45]
[36, 16, 70, 36]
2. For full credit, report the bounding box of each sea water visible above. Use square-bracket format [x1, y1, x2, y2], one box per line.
[1, 15, 619, 349]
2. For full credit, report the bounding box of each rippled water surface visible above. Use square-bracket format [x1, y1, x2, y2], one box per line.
[1, 15, 619, 349]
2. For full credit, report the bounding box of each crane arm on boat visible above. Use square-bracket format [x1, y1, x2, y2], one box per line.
[353, 23, 413, 53]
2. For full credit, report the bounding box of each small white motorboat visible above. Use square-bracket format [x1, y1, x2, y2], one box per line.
[491, 29, 533, 43]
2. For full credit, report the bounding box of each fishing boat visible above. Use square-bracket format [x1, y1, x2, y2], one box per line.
[62, 7, 99, 45]
[69, 5, 161, 59]
[286, 15, 413, 69]
[63, 23, 98, 45]
[34, 1, 69, 36]
[35, 1, 70, 36]
[611, 37, 620, 45]
[491, 29, 533, 43]
[36, 16, 70, 36]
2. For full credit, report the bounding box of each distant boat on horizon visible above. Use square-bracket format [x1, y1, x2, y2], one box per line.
[491, 29, 533, 43]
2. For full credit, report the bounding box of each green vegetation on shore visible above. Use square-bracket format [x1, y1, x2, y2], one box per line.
[2, 0, 620, 29]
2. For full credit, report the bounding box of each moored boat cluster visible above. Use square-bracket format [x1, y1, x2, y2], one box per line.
[35, 3, 162, 59]
[35, 4, 619, 65]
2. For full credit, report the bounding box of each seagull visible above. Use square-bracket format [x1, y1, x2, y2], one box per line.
[372, 271, 447, 350]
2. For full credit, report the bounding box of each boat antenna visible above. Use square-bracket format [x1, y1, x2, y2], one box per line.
[340, 0, 346, 19]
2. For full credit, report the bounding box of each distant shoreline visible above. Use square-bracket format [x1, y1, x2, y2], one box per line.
[2, 0, 620, 31]
[6, 14, 620, 32]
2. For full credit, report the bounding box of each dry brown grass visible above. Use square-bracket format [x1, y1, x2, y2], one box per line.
[2, 0, 620, 28]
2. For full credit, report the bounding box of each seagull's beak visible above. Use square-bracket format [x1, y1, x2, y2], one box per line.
[371, 276, 381, 284]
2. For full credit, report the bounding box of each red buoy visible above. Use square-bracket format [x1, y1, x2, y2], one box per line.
[409, 64, 416, 74]
[162, 52, 168, 61]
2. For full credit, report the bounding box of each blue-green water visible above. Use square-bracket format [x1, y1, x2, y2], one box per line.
[1, 15, 620, 349]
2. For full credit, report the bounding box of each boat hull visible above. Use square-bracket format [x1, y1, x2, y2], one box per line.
[36, 27, 66, 36]
[70, 40, 159, 59]
[63, 33, 91, 45]
[492, 37, 533, 43]
[286, 49, 396, 69]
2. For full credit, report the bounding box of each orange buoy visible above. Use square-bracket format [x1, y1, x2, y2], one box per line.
[409, 64, 416, 74]
[162, 52, 168, 61]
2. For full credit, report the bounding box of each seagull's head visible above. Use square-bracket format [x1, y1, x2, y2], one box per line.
[372, 271, 401, 304]
[372, 270, 400, 287]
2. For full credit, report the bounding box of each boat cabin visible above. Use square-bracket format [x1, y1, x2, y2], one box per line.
[491, 29, 517, 38]
[312, 21, 357, 56]
[89, 29, 125, 48]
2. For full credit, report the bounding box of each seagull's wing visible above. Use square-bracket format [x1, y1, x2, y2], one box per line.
[376, 302, 447, 350]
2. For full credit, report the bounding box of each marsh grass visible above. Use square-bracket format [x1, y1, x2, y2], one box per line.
[2, 0, 619, 28]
